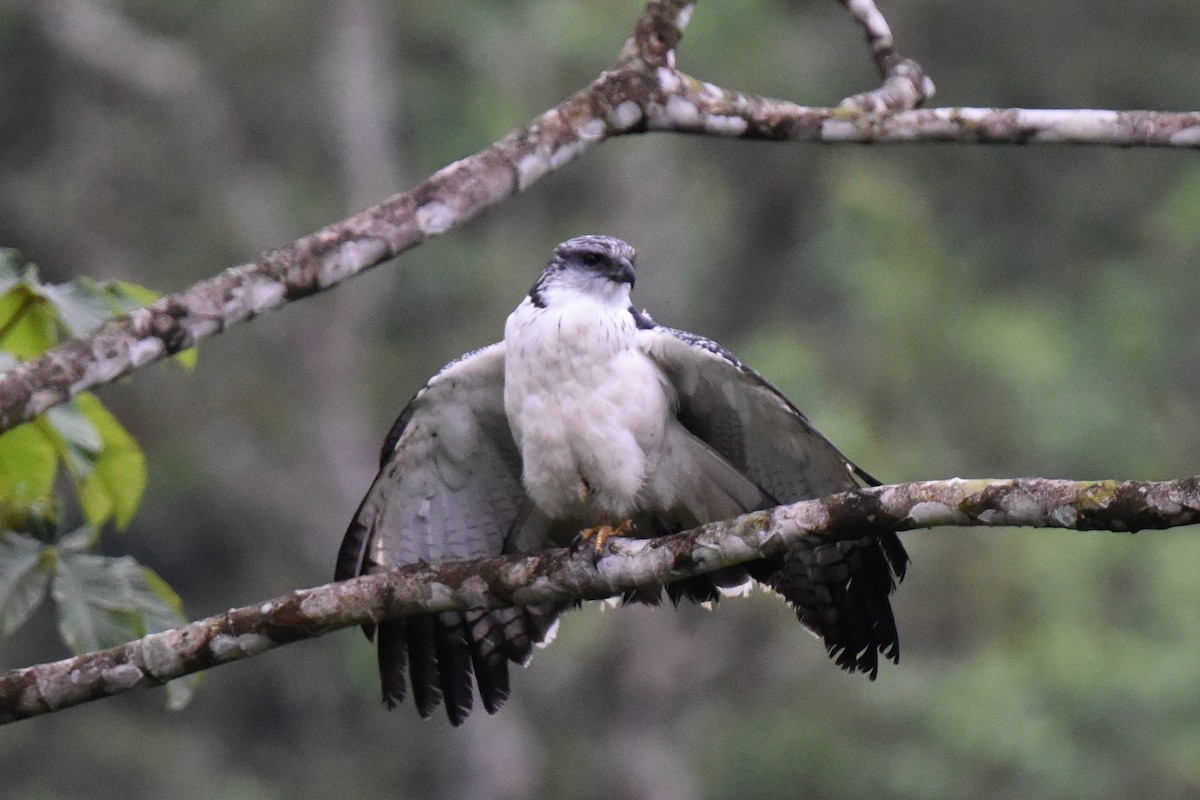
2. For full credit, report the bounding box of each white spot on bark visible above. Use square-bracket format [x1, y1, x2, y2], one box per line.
[656, 67, 681, 93]
[675, 4, 694, 31]
[210, 632, 272, 659]
[319, 238, 389, 288]
[127, 337, 166, 367]
[517, 153, 549, 189]
[1050, 505, 1079, 527]
[698, 81, 724, 101]
[186, 318, 221, 340]
[665, 95, 700, 126]
[426, 581, 456, 606]
[140, 631, 184, 678]
[609, 101, 643, 130]
[1170, 126, 1200, 145]
[548, 139, 588, 170]
[1019, 109, 1119, 141]
[417, 202, 456, 235]
[821, 119, 859, 141]
[242, 277, 286, 315]
[299, 591, 338, 617]
[908, 501, 966, 526]
[704, 115, 748, 135]
[459, 575, 490, 604]
[578, 118, 605, 141]
[101, 663, 145, 690]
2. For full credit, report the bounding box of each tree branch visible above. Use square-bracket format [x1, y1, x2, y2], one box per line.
[1, 0, 1197, 433]
[3, 476, 1197, 725]
[836, 0, 936, 111]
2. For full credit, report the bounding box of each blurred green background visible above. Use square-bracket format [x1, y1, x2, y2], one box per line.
[3, 0, 1200, 797]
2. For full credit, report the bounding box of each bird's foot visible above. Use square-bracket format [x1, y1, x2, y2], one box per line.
[572, 519, 634, 557]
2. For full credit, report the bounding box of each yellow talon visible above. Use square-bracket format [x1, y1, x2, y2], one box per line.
[577, 519, 634, 552]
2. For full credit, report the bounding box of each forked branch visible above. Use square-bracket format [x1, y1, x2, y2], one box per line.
[0, 0, 1195, 433]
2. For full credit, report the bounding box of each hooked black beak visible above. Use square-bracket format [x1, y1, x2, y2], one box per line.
[614, 257, 635, 288]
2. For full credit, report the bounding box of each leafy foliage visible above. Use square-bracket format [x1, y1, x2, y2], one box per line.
[0, 250, 194, 708]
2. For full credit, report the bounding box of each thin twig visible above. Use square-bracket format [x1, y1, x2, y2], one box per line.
[837, 0, 935, 110]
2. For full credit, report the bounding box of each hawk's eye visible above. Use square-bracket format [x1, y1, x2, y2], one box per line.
[579, 252, 603, 268]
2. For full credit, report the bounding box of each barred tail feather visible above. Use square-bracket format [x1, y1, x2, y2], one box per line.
[375, 605, 565, 725]
[755, 531, 908, 678]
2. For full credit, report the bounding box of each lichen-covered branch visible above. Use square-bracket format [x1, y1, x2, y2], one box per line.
[836, 0, 935, 111]
[3, 476, 1197, 725]
[1, 1, 1197, 433]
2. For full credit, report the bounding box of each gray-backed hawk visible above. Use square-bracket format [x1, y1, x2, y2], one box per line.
[335, 234, 908, 725]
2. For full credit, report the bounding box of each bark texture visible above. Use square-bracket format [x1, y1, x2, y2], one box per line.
[3, 476, 1197, 724]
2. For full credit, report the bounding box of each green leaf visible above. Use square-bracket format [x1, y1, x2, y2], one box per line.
[102, 280, 160, 314]
[52, 551, 143, 652]
[0, 531, 52, 635]
[40, 280, 114, 338]
[73, 392, 146, 529]
[42, 401, 103, 479]
[0, 420, 60, 531]
[171, 344, 198, 370]
[51, 550, 196, 708]
[51, 551, 185, 648]
[0, 287, 60, 359]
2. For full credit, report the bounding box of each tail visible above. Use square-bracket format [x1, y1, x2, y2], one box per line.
[374, 604, 564, 725]
[751, 528, 908, 678]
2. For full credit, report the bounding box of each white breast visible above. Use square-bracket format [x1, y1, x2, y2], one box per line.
[503, 294, 671, 522]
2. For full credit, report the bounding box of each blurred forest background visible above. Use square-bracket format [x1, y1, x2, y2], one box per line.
[3, 0, 1200, 797]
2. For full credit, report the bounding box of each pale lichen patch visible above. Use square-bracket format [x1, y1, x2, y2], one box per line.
[1170, 126, 1200, 146]
[548, 139, 588, 170]
[704, 115, 748, 136]
[299, 590, 339, 618]
[577, 118, 606, 141]
[141, 631, 185, 678]
[674, 4, 695, 31]
[210, 632, 272, 660]
[517, 153, 550, 189]
[608, 100, 643, 130]
[416, 202, 457, 235]
[656, 67, 681, 93]
[319, 239, 389, 288]
[908, 501, 964, 526]
[665, 95, 700, 126]
[1050, 505, 1079, 527]
[101, 663, 145, 690]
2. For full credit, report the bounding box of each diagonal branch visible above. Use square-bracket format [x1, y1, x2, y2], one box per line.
[3, 475, 1198, 725]
[1, 0, 1198, 434]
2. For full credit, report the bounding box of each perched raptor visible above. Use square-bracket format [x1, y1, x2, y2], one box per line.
[335, 235, 908, 725]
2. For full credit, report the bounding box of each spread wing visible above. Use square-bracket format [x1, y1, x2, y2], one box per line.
[637, 318, 909, 678]
[334, 342, 562, 725]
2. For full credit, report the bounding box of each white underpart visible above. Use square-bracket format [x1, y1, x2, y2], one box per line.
[504, 274, 671, 523]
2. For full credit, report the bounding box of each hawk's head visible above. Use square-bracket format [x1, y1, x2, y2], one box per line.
[528, 235, 637, 308]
